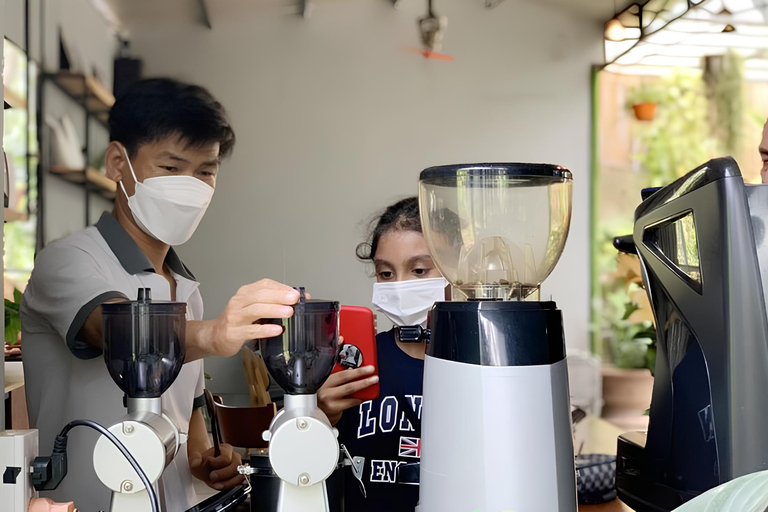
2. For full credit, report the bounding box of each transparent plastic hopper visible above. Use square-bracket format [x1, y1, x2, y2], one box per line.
[418, 164, 573, 300]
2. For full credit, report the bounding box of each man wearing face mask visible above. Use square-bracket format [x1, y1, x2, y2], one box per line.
[21, 79, 300, 511]
[320, 197, 448, 512]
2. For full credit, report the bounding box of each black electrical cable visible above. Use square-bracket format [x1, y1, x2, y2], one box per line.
[58, 419, 161, 512]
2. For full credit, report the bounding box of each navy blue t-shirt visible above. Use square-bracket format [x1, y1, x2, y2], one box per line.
[337, 329, 424, 512]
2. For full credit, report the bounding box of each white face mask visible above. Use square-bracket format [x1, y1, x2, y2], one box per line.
[372, 277, 448, 327]
[119, 146, 214, 246]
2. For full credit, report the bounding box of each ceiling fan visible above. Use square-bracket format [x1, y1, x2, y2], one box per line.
[404, 0, 453, 61]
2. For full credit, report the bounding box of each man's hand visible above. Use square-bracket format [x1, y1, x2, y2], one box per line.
[318, 366, 378, 425]
[187, 279, 300, 360]
[189, 443, 245, 490]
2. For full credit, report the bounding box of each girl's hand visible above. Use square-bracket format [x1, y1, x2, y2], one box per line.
[318, 366, 378, 425]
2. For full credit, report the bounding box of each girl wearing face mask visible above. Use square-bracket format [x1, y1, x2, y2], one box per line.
[319, 197, 447, 512]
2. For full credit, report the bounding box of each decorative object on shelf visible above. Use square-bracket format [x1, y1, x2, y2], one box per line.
[113, 39, 142, 98]
[59, 28, 84, 73]
[46, 115, 85, 170]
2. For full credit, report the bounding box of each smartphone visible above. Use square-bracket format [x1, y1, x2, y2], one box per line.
[332, 305, 380, 402]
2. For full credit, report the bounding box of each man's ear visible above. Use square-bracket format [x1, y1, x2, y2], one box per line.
[105, 141, 128, 184]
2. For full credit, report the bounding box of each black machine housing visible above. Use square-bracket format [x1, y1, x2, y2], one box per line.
[614, 157, 768, 511]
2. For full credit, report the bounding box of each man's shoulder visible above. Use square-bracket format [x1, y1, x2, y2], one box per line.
[33, 227, 108, 267]
[44, 226, 104, 252]
[24, 227, 114, 297]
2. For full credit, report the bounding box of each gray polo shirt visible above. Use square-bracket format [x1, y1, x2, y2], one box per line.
[21, 212, 206, 512]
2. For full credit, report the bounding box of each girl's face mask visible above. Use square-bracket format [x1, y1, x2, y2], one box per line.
[371, 277, 448, 327]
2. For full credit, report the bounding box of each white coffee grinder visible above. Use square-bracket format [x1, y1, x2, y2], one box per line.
[416, 163, 577, 511]
[93, 288, 188, 512]
[258, 288, 341, 512]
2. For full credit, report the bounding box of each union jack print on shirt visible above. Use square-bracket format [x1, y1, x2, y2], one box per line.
[399, 436, 421, 458]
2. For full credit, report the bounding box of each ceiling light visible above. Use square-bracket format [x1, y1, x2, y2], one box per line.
[605, 17, 626, 41]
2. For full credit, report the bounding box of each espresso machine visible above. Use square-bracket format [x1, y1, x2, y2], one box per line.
[258, 288, 341, 512]
[93, 288, 188, 512]
[416, 163, 578, 511]
[613, 157, 768, 511]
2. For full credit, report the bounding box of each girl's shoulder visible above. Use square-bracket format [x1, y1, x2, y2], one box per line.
[376, 329, 396, 346]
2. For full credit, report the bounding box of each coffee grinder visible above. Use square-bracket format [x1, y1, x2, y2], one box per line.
[93, 288, 188, 512]
[416, 163, 577, 512]
[258, 288, 341, 512]
[613, 157, 768, 511]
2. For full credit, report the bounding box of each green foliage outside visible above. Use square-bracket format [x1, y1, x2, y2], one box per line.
[5, 288, 21, 345]
[596, 62, 745, 373]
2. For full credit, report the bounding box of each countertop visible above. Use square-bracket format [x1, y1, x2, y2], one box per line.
[577, 415, 632, 511]
[231, 415, 633, 511]
[4, 361, 24, 393]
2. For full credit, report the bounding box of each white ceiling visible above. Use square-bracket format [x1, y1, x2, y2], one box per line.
[98, 0, 618, 35]
[541, 0, 618, 20]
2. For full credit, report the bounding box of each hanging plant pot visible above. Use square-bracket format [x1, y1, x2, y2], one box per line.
[632, 102, 657, 121]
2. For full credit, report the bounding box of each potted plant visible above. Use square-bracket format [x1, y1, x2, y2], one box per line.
[626, 84, 663, 121]
[601, 254, 656, 429]
[5, 287, 22, 360]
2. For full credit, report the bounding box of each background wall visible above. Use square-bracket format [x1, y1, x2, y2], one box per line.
[129, 0, 603, 397]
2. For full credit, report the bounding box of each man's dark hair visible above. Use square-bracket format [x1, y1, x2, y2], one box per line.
[109, 78, 235, 159]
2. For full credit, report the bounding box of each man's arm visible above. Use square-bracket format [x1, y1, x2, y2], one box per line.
[76, 279, 299, 361]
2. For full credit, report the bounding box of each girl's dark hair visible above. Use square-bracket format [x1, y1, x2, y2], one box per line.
[356, 197, 421, 261]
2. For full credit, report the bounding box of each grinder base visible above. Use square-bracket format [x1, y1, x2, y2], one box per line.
[616, 432, 701, 512]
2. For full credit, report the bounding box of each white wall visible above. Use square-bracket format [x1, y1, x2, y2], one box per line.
[130, 0, 602, 396]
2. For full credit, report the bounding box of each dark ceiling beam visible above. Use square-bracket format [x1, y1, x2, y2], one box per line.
[198, 0, 212, 29]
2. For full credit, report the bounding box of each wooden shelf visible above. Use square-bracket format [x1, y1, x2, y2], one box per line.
[47, 71, 114, 122]
[3, 208, 29, 223]
[50, 165, 116, 200]
[3, 88, 26, 110]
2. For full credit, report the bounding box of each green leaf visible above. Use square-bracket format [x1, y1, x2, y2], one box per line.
[5, 299, 20, 312]
[646, 346, 657, 376]
[204, 372, 212, 381]
[622, 302, 640, 321]
[13, 288, 22, 305]
[5, 311, 21, 345]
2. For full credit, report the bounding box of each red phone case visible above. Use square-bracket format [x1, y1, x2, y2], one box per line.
[333, 305, 380, 402]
